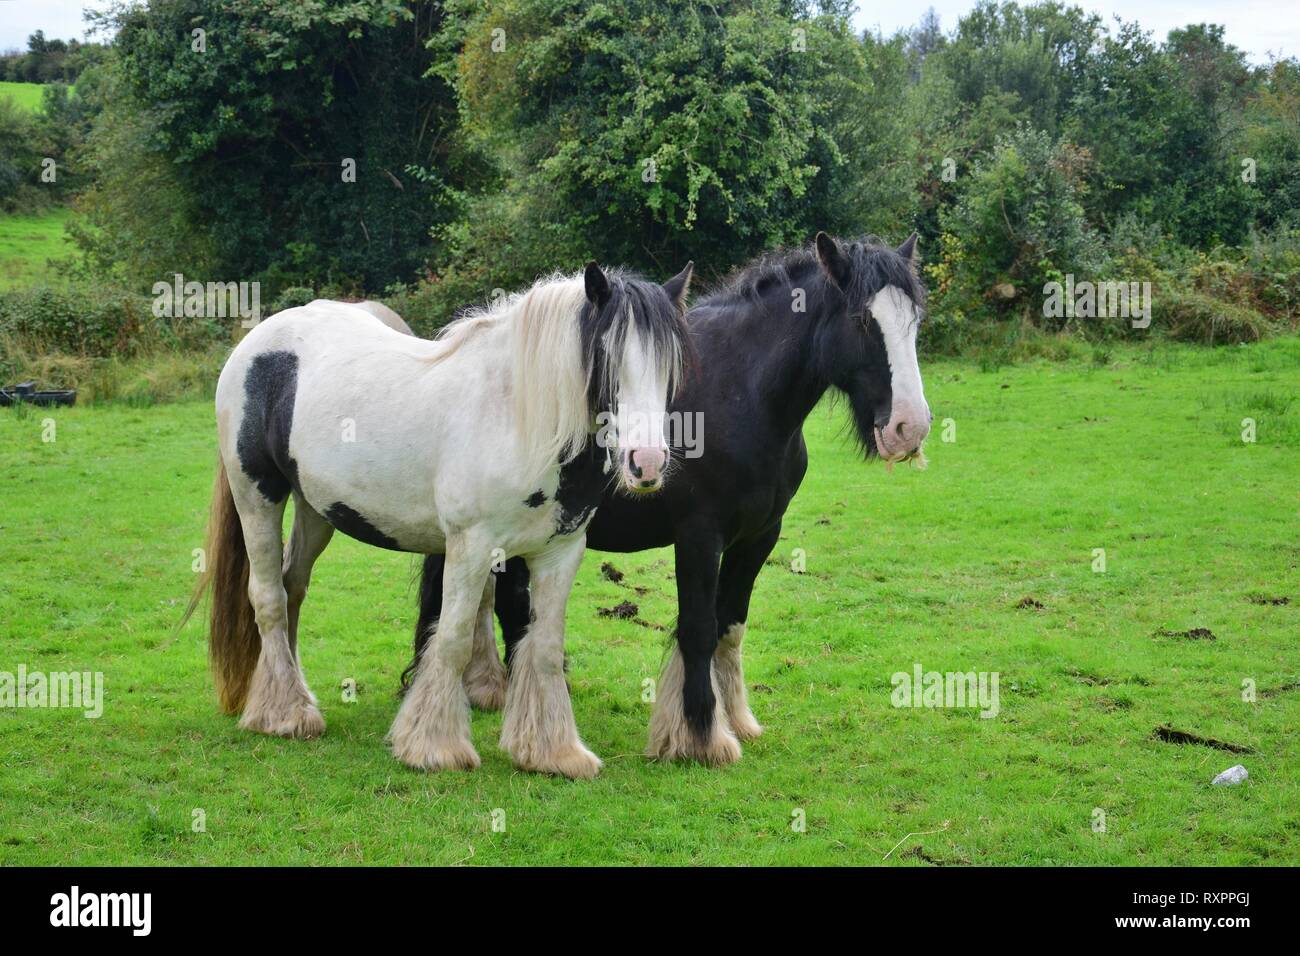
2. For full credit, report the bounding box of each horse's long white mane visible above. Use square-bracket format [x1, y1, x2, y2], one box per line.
[432, 274, 592, 482]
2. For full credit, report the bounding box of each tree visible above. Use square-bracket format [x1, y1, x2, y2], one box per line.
[1245, 58, 1300, 229]
[69, 59, 218, 286]
[937, 1, 1102, 133]
[445, 0, 877, 281]
[938, 125, 1102, 321]
[1068, 20, 1258, 245]
[108, 0, 474, 291]
[905, 7, 946, 79]
[0, 98, 55, 213]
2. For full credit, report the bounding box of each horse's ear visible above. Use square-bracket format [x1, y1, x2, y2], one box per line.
[584, 261, 611, 306]
[897, 231, 919, 262]
[815, 232, 850, 288]
[663, 261, 693, 310]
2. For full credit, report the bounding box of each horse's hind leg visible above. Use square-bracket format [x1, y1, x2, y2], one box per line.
[389, 532, 489, 770]
[419, 557, 528, 704]
[283, 496, 334, 658]
[462, 574, 507, 710]
[495, 557, 532, 668]
[500, 540, 600, 779]
[228, 481, 326, 739]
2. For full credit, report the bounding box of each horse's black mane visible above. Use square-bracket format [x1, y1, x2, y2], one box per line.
[600, 267, 687, 346]
[699, 236, 926, 317]
[580, 267, 692, 406]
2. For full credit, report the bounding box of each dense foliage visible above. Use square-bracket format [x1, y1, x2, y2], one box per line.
[3, 0, 1298, 352]
[100, 0, 477, 290]
[0, 286, 223, 357]
[451, 1, 865, 271]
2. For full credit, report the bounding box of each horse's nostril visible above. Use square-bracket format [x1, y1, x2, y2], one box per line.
[895, 421, 907, 438]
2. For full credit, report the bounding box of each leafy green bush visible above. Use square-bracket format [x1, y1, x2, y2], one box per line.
[1101, 221, 1299, 344]
[932, 126, 1102, 327]
[1240, 228, 1300, 321]
[446, 0, 881, 279]
[378, 282, 469, 338]
[0, 286, 224, 358]
[1159, 289, 1280, 345]
[0, 338, 225, 404]
[925, 172, 1299, 351]
[106, 0, 470, 292]
[0, 97, 57, 214]
[267, 286, 317, 317]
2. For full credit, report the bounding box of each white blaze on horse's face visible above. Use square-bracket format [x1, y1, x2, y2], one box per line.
[610, 316, 671, 494]
[869, 285, 931, 462]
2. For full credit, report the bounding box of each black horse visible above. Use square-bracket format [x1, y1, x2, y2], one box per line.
[404, 233, 932, 764]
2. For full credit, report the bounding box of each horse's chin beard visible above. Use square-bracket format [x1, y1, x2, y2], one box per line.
[881, 443, 928, 474]
[861, 421, 927, 472]
[618, 483, 662, 498]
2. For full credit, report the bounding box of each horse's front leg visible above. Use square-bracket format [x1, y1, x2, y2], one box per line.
[648, 523, 742, 765]
[713, 522, 783, 741]
[499, 539, 600, 779]
[389, 534, 491, 771]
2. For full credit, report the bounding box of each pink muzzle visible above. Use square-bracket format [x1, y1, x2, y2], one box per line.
[622, 447, 668, 492]
[874, 402, 931, 461]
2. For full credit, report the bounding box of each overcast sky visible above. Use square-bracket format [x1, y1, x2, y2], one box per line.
[1, 0, 1296, 63]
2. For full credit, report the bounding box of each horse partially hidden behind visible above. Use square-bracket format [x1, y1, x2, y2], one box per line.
[343, 300, 415, 336]
[409, 234, 931, 766]
[183, 263, 692, 779]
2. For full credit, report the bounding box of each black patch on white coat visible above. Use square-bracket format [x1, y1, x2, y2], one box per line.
[324, 502, 403, 551]
[552, 443, 609, 538]
[236, 350, 300, 503]
[525, 490, 547, 508]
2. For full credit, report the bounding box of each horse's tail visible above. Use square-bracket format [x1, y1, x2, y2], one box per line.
[177, 459, 261, 714]
[400, 553, 444, 697]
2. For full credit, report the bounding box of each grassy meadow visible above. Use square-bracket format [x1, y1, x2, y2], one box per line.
[0, 80, 74, 290]
[0, 338, 1297, 865]
[0, 207, 74, 291]
[0, 81, 45, 112]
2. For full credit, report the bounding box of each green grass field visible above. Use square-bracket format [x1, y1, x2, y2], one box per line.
[0, 207, 75, 290]
[0, 81, 75, 291]
[0, 81, 46, 112]
[1, 339, 1297, 865]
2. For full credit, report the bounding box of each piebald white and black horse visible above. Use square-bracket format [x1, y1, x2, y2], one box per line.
[409, 234, 930, 764]
[185, 265, 691, 779]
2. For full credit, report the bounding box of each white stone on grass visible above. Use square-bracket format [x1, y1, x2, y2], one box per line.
[1211, 764, 1248, 786]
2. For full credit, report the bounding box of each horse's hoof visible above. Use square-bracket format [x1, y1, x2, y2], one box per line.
[392, 736, 481, 772]
[728, 709, 763, 741]
[648, 723, 742, 766]
[464, 670, 507, 711]
[239, 702, 325, 739]
[513, 743, 603, 780]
